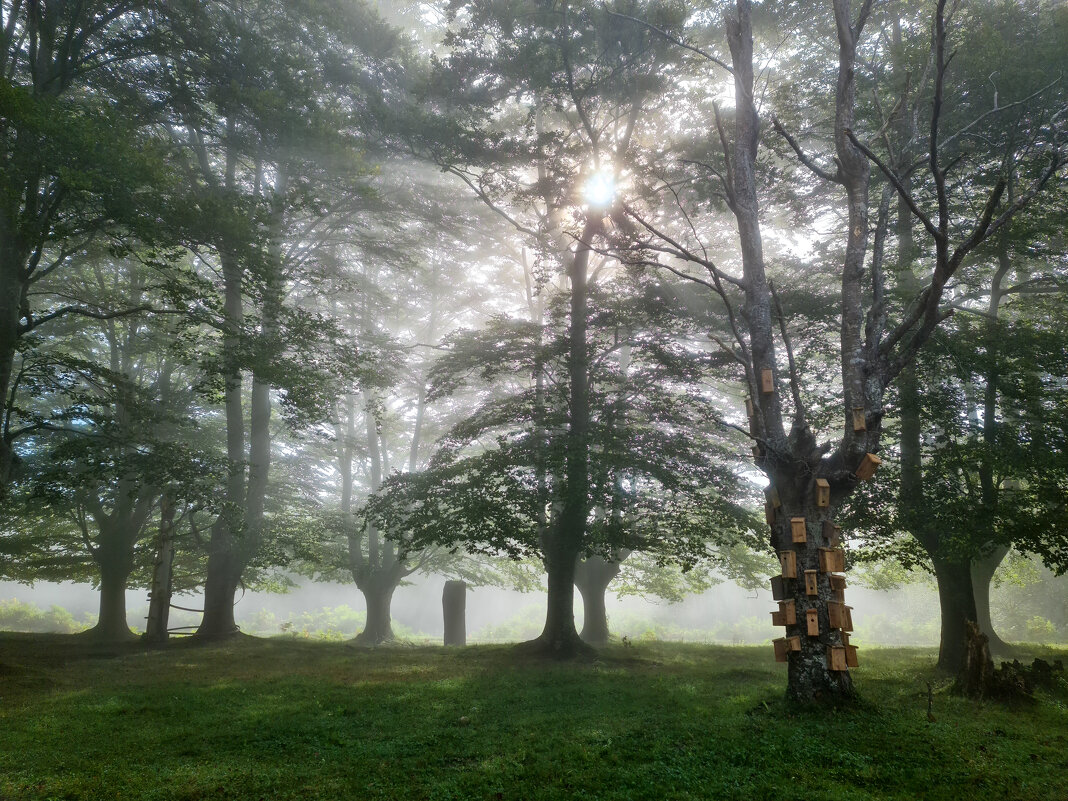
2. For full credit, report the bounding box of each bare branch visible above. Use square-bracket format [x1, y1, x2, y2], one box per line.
[602, 7, 734, 75]
[772, 117, 841, 184]
[846, 129, 943, 242]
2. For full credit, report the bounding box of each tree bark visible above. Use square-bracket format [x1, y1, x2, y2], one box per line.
[145, 494, 176, 644]
[932, 555, 978, 672]
[776, 501, 855, 703]
[85, 543, 136, 643]
[354, 578, 399, 646]
[574, 554, 621, 646]
[972, 545, 1012, 654]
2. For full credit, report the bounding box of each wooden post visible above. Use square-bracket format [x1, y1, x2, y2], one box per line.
[442, 580, 467, 646]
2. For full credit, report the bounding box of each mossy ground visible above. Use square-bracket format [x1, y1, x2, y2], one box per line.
[1, 634, 1066, 800]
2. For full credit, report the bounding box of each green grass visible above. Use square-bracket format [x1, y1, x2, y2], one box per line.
[1, 634, 1066, 800]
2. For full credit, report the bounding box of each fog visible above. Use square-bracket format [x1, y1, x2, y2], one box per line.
[0, 574, 940, 646]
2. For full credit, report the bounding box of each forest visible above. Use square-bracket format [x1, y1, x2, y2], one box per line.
[1, 0, 1066, 798]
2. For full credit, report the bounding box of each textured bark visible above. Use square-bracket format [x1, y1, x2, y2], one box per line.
[776, 501, 855, 703]
[144, 495, 177, 644]
[86, 557, 137, 643]
[932, 556, 978, 672]
[574, 554, 622, 646]
[354, 579, 399, 646]
[972, 546, 1012, 654]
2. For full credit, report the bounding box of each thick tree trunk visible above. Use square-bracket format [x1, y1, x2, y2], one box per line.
[525, 532, 587, 656]
[574, 554, 621, 646]
[86, 559, 136, 643]
[198, 539, 241, 638]
[354, 580, 398, 645]
[932, 556, 978, 672]
[972, 545, 1012, 654]
[775, 501, 855, 703]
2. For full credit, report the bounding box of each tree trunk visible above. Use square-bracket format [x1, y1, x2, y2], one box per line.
[574, 554, 621, 646]
[775, 501, 855, 703]
[144, 494, 176, 644]
[971, 546, 1012, 654]
[86, 558, 136, 643]
[198, 539, 241, 639]
[525, 531, 587, 657]
[521, 216, 602, 659]
[354, 579, 398, 646]
[0, 239, 26, 491]
[932, 555, 978, 672]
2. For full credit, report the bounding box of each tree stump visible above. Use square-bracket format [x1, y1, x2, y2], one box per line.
[958, 620, 994, 697]
[443, 580, 467, 646]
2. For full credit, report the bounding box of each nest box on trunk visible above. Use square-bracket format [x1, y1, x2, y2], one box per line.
[791, 517, 807, 544]
[761, 368, 774, 393]
[815, 478, 830, 507]
[855, 453, 881, 481]
[778, 550, 797, 579]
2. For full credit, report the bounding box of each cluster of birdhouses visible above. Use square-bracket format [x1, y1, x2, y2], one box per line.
[768, 515, 857, 671]
[746, 393, 879, 673]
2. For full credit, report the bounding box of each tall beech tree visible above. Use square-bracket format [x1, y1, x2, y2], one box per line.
[414, 0, 691, 655]
[0, 1, 180, 491]
[159, 0, 397, 637]
[616, 0, 1065, 701]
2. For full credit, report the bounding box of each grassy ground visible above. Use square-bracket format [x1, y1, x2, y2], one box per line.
[1, 634, 1066, 800]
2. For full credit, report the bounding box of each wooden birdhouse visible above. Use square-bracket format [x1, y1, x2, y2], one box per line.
[778, 550, 797, 579]
[804, 570, 819, 597]
[765, 503, 776, 526]
[840, 631, 850, 646]
[822, 520, 842, 547]
[778, 600, 797, 626]
[770, 575, 788, 601]
[815, 478, 830, 508]
[852, 407, 866, 432]
[761, 368, 774, 393]
[766, 487, 781, 509]
[819, 547, 846, 574]
[828, 646, 849, 672]
[845, 644, 859, 668]
[806, 608, 820, 637]
[829, 574, 847, 603]
[791, 517, 808, 544]
[746, 397, 755, 418]
[772, 636, 801, 663]
[855, 453, 882, 481]
[828, 601, 846, 630]
[828, 601, 854, 632]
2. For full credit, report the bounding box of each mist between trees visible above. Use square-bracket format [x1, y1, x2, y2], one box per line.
[0, 0, 1066, 708]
